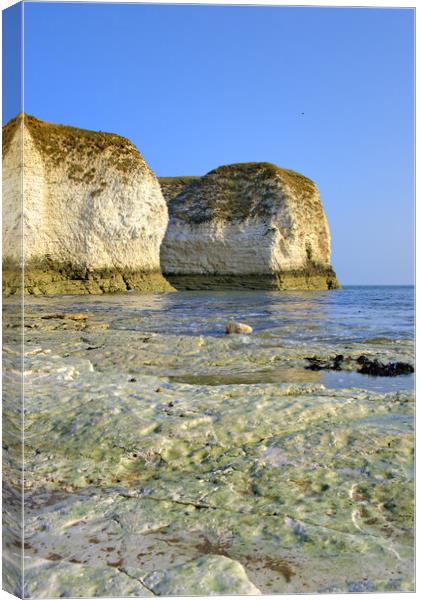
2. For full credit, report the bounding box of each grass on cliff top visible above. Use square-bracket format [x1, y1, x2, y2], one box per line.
[159, 176, 200, 184]
[158, 162, 317, 211]
[208, 162, 316, 198]
[168, 162, 318, 224]
[159, 177, 201, 203]
[2, 113, 22, 157]
[2, 113, 149, 178]
[159, 165, 316, 199]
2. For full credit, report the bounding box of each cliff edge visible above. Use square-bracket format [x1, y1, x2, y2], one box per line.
[160, 163, 339, 290]
[2, 114, 173, 294]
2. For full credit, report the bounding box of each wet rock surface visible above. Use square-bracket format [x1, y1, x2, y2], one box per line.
[305, 354, 344, 371]
[356, 355, 414, 376]
[2, 289, 414, 596]
[305, 354, 414, 377]
[225, 321, 253, 334]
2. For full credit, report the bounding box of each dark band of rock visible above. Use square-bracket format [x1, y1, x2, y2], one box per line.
[3, 265, 174, 296]
[163, 267, 339, 291]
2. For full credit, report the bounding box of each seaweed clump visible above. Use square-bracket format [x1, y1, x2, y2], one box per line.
[356, 355, 414, 377]
[304, 354, 414, 377]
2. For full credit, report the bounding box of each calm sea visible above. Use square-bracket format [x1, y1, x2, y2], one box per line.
[35, 285, 414, 340]
[24, 285, 415, 393]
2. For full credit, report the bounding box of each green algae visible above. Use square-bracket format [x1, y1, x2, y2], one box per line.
[164, 268, 340, 291]
[143, 555, 261, 595]
[24, 563, 153, 598]
[2, 262, 174, 296]
[2, 298, 414, 596]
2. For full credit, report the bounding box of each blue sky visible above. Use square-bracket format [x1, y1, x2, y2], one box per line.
[3, 2, 415, 284]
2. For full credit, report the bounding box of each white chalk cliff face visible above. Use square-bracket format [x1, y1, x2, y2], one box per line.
[2, 114, 172, 294]
[160, 163, 339, 290]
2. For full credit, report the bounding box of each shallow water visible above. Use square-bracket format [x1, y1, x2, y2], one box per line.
[23, 285, 414, 342]
[2, 286, 415, 596]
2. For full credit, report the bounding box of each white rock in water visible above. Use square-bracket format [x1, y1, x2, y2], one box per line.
[2, 113, 172, 294]
[160, 162, 339, 290]
[225, 321, 253, 334]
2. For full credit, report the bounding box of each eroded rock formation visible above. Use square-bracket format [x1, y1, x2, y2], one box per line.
[2, 114, 173, 294]
[159, 163, 339, 290]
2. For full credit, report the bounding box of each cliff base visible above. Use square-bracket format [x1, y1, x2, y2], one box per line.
[164, 266, 340, 291]
[3, 262, 174, 296]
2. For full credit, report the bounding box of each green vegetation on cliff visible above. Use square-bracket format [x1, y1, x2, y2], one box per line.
[208, 162, 317, 197]
[3, 113, 152, 181]
[2, 113, 22, 157]
[165, 162, 319, 224]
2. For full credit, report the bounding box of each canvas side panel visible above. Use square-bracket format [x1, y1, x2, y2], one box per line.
[2, 2, 24, 598]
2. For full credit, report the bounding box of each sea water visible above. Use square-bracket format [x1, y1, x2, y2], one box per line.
[2, 285, 415, 595]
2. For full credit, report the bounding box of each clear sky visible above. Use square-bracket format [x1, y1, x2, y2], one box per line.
[4, 2, 415, 285]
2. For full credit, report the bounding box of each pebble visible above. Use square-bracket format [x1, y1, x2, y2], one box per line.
[225, 321, 253, 334]
[64, 313, 89, 321]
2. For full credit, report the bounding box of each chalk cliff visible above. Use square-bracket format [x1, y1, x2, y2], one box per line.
[159, 163, 339, 290]
[2, 114, 173, 294]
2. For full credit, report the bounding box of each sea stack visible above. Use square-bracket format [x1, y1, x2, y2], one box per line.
[159, 162, 340, 291]
[2, 114, 173, 294]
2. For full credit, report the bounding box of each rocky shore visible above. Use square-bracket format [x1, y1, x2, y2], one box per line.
[2, 293, 414, 596]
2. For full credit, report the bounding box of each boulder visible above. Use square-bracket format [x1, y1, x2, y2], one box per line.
[225, 321, 253, 334]
[159, 163, 339, 290]
[2, 114, 173, 294]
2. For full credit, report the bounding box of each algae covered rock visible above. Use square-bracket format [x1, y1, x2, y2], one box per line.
[3, 295, 413, 595]
[2, 114, 173, 294]
[143, 555, 261, 595]
[24, 563, 153, 598]
[160, 163, 339, 290]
